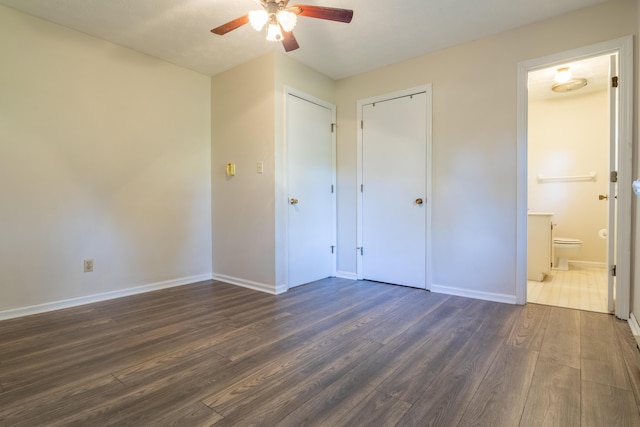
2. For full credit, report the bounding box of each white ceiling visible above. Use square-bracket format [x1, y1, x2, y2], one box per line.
[0, 0, 608, 79]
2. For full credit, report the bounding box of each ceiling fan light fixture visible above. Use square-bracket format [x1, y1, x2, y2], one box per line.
[249, 10, 268, 31]
[554, 67, 572, 83]
[266, 23, 283, 41]
[277, 10, 297, 32]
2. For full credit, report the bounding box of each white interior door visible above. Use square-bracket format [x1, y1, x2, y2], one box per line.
[287, 92, 335, 288]
[360, 91, 428, 289]
[607, 54, 618, 312]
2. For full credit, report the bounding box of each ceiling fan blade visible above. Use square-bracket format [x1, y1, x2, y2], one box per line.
[281, 29, 300, 52]
[211, 15, 249, 35]
[289, 5, 353, 23]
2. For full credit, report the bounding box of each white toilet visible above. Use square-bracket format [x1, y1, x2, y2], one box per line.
[553, 237, 582, 271]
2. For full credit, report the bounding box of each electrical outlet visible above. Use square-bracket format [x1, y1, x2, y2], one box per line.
[257, 161, 264, 174]
[84, 259, 94, 272]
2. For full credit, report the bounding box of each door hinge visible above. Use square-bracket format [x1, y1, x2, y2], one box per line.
[610, 171, 618, 183]
[360, 184, 364, 192]
[360, 120, 363, 129]
[331, 245, 335, 254]
[611, 265, 617, 277]
[331, 123, 336, 133]
[612, 76, 619, 88]
[357, 247, 363, 255]
[331, 184, 334, 193]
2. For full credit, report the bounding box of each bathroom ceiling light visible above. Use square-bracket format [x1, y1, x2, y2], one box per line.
[554, 67, 572, 83]
[551, 78, 588, 93]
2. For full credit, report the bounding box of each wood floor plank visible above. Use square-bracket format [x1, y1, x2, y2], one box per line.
[370, 297, 466, 367]
[206, 339, 384, 425]
[458, 345, 539, 427]
[201, 336, 381, 412]
[375, 321, 480, 404]
[506, 303, 550, 350]
[581, 380, 640, 427]
[538, 306, 581, 369]
[581, 311, 630, 390]
[360, 291, 450, 344]
[334, 390, 412, 427]
[152, 402, 224, 427]
[519, 359, 581, 427]
[395, 303, 519, 426]
[275, 358, 397, 427]
[0, 375, 127, 426]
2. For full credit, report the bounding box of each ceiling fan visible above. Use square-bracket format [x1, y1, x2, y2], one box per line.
[211, 0, 353, 52]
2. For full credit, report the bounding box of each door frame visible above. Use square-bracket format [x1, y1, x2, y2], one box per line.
[515, 36, 633, 319]
[356, 84, 433, 290]
[283, 86, 337, 290]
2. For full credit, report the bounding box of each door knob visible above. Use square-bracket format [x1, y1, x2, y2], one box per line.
[598, 194, 608, 200]
[415, 198, 424, 205]
[290, 198, 299, 205]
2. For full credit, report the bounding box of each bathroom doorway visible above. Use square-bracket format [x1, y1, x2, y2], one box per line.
[516, 36, 633, 319]
[526, 54, 612, 313]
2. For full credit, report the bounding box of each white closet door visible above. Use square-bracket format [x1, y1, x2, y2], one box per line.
[361, 92, 427, 289]
[287, 93, 335, 288]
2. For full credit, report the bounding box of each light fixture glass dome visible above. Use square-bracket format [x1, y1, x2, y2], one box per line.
[249, 10, 268, 31]
[554, 67, 572, 83]
[266, 23, 283, 41]
[277, 10, 297, 32]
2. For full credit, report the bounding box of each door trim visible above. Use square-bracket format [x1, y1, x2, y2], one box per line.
[516, 36, 633, 319]
[356, 85, 433, 290]
[283, 87, 337, 291]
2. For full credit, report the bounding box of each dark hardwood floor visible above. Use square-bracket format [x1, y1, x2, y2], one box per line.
[1, 278, 640, 426]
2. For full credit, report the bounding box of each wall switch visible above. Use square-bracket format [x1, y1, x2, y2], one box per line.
[257, 161, 264, 174]
[84, 259, 94, 272]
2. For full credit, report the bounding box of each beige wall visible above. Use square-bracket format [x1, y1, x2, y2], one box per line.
[211, 54, 277, 290]
[335, 0, 637, 299]
[0, 6, 212, 314]
[528, 90, 609, 263]
[211, 52, 335, 292]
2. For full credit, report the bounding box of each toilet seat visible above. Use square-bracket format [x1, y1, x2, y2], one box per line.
[553, 237, 582, 245]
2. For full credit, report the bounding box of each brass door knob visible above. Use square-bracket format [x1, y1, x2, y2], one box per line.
[290, 198, 299, 205]
[598, 194, 609, 200]
[415, 198, 424, 205]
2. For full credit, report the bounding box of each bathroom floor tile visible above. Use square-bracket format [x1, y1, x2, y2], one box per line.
[527, 265, 610, 313]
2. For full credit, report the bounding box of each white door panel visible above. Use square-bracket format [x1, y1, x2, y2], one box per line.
[361, 92, 428, 288]
[287, 93, 335, 288]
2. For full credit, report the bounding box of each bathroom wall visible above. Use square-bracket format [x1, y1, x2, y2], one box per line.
[528, 89, 609, 264]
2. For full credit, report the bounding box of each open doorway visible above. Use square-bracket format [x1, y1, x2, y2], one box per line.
[516, 36, 633, 320]
[526, 54, 612, 313]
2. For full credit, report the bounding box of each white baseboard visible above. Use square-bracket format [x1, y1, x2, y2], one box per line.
[431, 284, 517, 305]
[335, 271, 358, 280]
[629, 313, 640, 337]
[569, 260, 607, 268]
[212, 273, 286, 295]
[0, 273, 213, 321]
